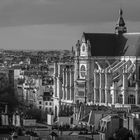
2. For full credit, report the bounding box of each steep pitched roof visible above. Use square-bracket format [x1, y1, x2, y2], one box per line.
[84, 33, 118, 56]
[122, 33, 140, 56]
[83, 32, 140, 56]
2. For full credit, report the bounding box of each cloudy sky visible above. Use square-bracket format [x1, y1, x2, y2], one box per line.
[0, 0, 140, 50]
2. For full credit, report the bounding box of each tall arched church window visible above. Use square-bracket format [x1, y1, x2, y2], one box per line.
[118, 94, 123, 104]
[128, 95, 135, 104]
[128, 78, 135, 87]
[82, 46, 85, 52]
[80, 65, 86, 78]
[81, 65, 86, 71]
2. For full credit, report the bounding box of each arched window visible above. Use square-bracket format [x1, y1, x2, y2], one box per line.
[80, 65, 86, 78]
[118, 94, 123, 104]
[128, 74, 136, 87]
[81, 65, 86, 71]
[128, 95, 135, 104]
[82, 45, 85, 52]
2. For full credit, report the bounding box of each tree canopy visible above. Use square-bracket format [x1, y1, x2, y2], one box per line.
[0, 86, 19, 113]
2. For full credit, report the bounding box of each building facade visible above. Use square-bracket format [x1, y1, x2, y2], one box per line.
[74, 9, 140, 107]
[53, 62, 74, 117]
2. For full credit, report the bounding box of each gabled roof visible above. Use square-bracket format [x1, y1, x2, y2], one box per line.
[83, 32, 140, 56]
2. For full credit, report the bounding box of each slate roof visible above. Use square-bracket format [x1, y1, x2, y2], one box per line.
[83, 32, 140, 56]
[122, 33, 140, 56]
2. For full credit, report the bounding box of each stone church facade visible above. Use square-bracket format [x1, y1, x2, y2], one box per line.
[74, 9, 140, 108]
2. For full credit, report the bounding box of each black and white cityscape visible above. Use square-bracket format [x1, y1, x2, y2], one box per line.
[1, 0, 140, 140]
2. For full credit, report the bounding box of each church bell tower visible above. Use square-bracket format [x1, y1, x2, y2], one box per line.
[115, 9, 127, 34]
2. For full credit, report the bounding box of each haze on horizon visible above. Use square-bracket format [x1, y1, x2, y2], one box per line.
[0, 0, 140, 50]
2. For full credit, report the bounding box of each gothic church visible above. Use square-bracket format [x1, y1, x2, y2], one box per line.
[74, 9, 140, 108]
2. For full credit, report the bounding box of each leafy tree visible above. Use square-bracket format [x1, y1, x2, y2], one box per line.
[25, 108, 47, 122]
[0, 86, 19, 112]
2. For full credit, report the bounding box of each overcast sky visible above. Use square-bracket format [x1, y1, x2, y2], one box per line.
[0, 0, 140, 50]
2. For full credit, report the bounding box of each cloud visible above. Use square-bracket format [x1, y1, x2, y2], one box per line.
[0, 0, 140, 50]
[0, 0, 58, 5]
[0, 21, 140, 50]
[0, 0, 139, 27]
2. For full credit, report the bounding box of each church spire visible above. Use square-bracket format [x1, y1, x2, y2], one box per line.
[115, 9, 127, 34]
